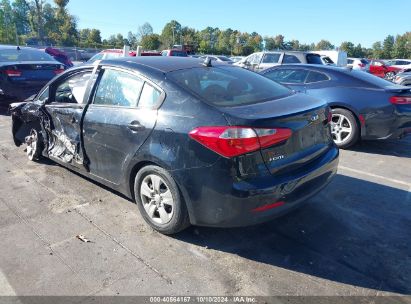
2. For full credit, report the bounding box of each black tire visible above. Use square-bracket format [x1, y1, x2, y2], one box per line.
[331, 108, 360, 149]
[134, 165, 190, 234]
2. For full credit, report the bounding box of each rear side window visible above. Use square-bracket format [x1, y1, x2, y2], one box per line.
[54, 71, 92, 104]
[283, 54, 301, 64]
[306, 54, 323, 64]
[262, 53, 281, 63]
[306, 71, 330, 83]
[138, 83, 161, 108]
[93, 69, 143, 107]
[264, 69, 309, 84]
[168, 66, 291, 107]
[0, 49, 55, 62]
[348, 70, 394, 88]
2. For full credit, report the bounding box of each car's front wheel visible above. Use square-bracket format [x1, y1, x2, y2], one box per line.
[134, 165, 190, 234]
[330, 108, 360, 149]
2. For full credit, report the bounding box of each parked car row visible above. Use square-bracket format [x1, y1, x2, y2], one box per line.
[5, 51, 411, 235]
[260, 64, 411, 148]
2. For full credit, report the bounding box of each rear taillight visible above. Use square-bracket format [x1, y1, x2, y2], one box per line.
[390, 96, 411, 105]
[358, 63, 365, 68]
[189, 126, 292, 158]
[54, 67, 65, 75]
[4, 70, 22, 77]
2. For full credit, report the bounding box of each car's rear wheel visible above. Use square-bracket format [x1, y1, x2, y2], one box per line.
[330, 108, 359, 149]
[134, 165, 190, 234]
[384, 71, 395, 81]
[25, 129, 42, 161]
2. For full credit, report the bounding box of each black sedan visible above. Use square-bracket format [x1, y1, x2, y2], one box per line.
[260, 64, 411, 148]
[0, 45, 65, 106]
[10, 57, 338, 234]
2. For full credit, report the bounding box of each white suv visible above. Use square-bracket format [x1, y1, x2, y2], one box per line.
[347, 58, 370, 71]
[234, 51, 323, 72]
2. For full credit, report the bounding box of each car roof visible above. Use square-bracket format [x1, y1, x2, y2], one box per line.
[100, 56, 226, 73]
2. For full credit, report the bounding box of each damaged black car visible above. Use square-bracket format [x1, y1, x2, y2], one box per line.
[10, 57, 338, 234]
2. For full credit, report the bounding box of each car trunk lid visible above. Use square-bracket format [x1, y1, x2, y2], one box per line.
[219, 93, 333, 175]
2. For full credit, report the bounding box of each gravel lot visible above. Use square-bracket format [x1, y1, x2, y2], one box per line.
[0, 107, 410, 298]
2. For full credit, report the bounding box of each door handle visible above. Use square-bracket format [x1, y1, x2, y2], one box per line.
[127, 121, 145, 132]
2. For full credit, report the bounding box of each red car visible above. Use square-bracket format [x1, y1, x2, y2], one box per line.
[161, 49, 188, 57]
[369, 59, 402, 80]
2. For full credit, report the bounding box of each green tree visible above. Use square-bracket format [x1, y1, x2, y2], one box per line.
[137, 22, 153, 40]
[12, 0, 30, 37]
[340, 41, 355, 56]
[315, 39, 334, 50]
[382, 35, 394, 59]
[0, 0, 16, 44]
[371, 41, 383, 59]
[161, 20, 181, 48]
[392, 34, 409, 59]
[141, 33, 160, 50]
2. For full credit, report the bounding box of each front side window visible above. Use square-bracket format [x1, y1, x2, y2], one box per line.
[54, 71, 92, 104]
[168, 66, 291, 107]
[262, 53, 281, 63]
[264, 69, 308, 84]
[93, 69, 143, 107]
[283, 54, 301, 64]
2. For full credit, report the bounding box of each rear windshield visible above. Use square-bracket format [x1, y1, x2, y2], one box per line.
[0, 49, 55, 62]
[360, 59, 369, 65]
[306, 54, 323, 64]
[167, 66, 291, 107]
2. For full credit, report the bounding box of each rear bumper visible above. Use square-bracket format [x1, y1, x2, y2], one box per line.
[362, 105, 411, 140]
[173, 145, 339, 227]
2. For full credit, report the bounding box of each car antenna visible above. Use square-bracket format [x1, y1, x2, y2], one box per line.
[202, 56, 212, 67]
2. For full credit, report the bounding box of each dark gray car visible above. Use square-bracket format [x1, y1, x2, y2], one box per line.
[261, 64, 411, 148]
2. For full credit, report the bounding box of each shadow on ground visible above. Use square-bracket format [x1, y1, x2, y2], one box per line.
[176, 174, 411, 294]
[350, 136, 411, 157]
[0, 106, 10, 116]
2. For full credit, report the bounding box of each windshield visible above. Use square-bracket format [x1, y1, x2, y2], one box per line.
[167, 66, 291, 107]
[0, 49, 55, 62]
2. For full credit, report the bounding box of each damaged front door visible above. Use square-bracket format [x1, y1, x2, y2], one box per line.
[44, 69, 94, 169]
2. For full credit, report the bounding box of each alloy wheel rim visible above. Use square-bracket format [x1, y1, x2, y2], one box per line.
[331, 114, 352, 144]
[140, 174, 174, 225]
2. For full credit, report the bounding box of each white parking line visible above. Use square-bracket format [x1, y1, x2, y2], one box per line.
[0, 270, 16, 296]
[339, 166, 411, 189]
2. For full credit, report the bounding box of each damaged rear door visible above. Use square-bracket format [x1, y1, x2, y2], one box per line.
[82, 67, 161, 184]
[44, 68, 95, 169]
